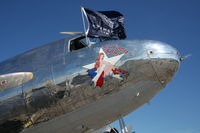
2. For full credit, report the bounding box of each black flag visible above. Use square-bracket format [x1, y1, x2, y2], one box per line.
[82, 7, 126, 39]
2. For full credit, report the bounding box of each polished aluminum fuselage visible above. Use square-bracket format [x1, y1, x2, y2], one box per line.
[0, 35, 180, 133]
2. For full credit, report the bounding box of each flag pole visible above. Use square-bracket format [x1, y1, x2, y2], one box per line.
[81, 6, 91, 46]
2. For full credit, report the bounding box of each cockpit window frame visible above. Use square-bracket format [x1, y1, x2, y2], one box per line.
[68, 35, 87, 52]
[67, 34, 112, 52]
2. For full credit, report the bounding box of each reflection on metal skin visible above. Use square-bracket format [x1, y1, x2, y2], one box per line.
[0, 34, 180, 133]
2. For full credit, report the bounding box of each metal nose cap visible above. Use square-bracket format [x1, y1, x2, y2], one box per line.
[144, 41, 180, 85]
[146, 41, 180, 63]
[151, 58, 179, 86]
[146, 41, 178, 54]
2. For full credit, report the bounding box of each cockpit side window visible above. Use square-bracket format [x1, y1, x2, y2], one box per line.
[69, 36, 87, 52]
[68, 35, 112, 52]
[69, 38, 87, 51]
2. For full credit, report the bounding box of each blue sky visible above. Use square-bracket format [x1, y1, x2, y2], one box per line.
[0, 0, 199, 133]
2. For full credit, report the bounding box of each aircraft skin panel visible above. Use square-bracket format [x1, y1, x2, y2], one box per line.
[0, 36, 70, 74]
[21, 58, 179, 133]
[0, 36, 180, 133]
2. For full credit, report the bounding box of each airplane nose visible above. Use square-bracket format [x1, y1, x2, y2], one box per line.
[145, 41, 180, 86]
